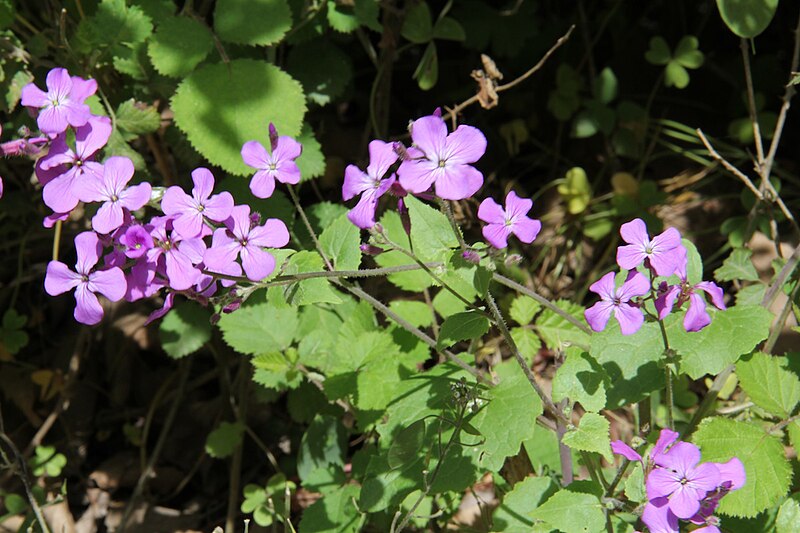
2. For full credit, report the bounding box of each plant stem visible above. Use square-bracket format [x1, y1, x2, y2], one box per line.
[226, 360, 250, 533]
[656, 319, 674, 430]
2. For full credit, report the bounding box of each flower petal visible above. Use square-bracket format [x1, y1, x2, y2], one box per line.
[191, 167, 215, 201]
[616, 244, 647, 271]
[695, 281, 726, 310]
[203, 234, 241, 272]
[651, 429, 679, 460]
[74, 231, 102, 274]
[37, 105, 70, 135]
[505, 191, 533, 219]
[655, 285, 681, 320]
[249, 218, 290, 248]
[409, 115, 447, 158]
[347, 189, 380, 229]
[588, 271, 617, 300]
[272, 135, 302, 164]
[397, 159, 437, 194]
[241, 140, 270, 169]
[617, 271, 650, 301]
[444, 124, 487, 165]
[614, 303, 644, 335]
[240, 245, 275, 281]
[584, 300, 614, 332]
[477, 197, 506, 224]
[44, 261, 82, 295]
[611, 441, 642, 462]
[342, 165, 373, 200]
[668, 484, 703, 520]
[366, 140, 399, 179]
[92, 201, 125, 234]
[74, 115, 112, 159]
[646, 468, 682, 500]
[716, 457, 745, 490]
[203, 191, 234, 222]
[119, 182, 152, 211]
[88, 267, 126, 302]
[642, 499, 680, 533]
[74, 283, 104, 325]
[42, 170, 81, 213]
[249, 169, 276, 198]
[655, 441, 701, 474]
[684, 292, 711, 332]
[482, 222, 512, 249]
[619, 218, 650, 248]
[512, 217, 541, 244]
[434, 163, 483, 200]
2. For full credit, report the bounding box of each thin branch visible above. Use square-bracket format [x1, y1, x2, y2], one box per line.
[740, 38, 766, 166]
[202, 263, 442, 286]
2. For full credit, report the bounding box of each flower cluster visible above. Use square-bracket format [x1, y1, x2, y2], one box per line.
[612, 429, 745, 533]
[19, 68, 292, 325]
[584, 219, 726, 335]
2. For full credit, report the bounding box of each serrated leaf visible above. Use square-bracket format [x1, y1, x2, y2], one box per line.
[401, 2, 433, 43]
[327, 0, 360, 33]
[406, 195, 459, 262]
[319, 214, 362, 271]
[511, 328, 542, 361]
[286, 39, 353, 106]
[737, 352, 800, 418]
[282, 251, 342, 305]
[694, 417, 791, 517]
[471, 362, 542, 471]
[205, 421, 244, 458]
[561, 412, 612, 461]
[147, 16, 214, 77]
[716, 0, 779, 38]
[531, 489, 606, 533]
[215, 0, 292, 45]
[252, 351, 302, 390]
[510, 295, 540, 325]
[75, 0, 153, 73]
[492, 476, 558, 532]
[666, 305, 772, 379]
[158, 301, 212, 358]
[776, 496, 800, 533]
[715, 248, 760, 282]
[115, 99, 161, 137]
[298, 484, 361, 533]
[218, 302, 298, 355]
[553, 350, 608, 412]
[171, 59, 306, 175]
[437, 311, 490, 349]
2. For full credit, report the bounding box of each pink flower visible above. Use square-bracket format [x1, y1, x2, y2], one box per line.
[647, 442, 721, 519]
[616, 218, 683, 277]
[44, 232, 126, 325]
[147, 216, 207, 291]
[584, 270, 650, 335]
[397, 114, 486, 200]
[342, 140, 398, 229]
[21, 68, 96, 135]
[477, 191, 541, 249]
[161, 167, 234, 238]
[77, 156, 152, 234]
[241, 123, 302, 199]
[204, 205, 290, 281]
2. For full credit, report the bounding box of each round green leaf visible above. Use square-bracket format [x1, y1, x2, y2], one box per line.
[286, 39, 353, 106]
[645, 36, 671, 65]
[215, 0, 292, 46]
[664, 61, 690, 89]
[159, 301, 212, 358]
[171, 59, 306, 175]
[148, 16, 214, 77]
[673, 36, 704, 69]
[716, 0, 779, 38]
[401, 1, 433, 44]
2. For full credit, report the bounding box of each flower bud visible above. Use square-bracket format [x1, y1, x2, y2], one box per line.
[462, 250, 480, 264]
[360, 244, 384, 256]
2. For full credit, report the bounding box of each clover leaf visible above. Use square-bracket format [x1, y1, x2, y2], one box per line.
[645, 35, 704, 89]
[30, 445, 67, 478]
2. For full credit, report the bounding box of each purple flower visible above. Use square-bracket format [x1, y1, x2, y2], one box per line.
[477, 191, 542, 249]
[44, 232, 126, 325]
[611, 440, 643, 463]
[342, 140, 398, 228]
[21, 68, 96, 135]
[241, 123, 302, 199]
[617, 218, 683, 277]
[77, 156, 152, 234]
[161, 167, 234, 238]
[647, 442, 721, 519]
[397, 114, 486, 200]
[147, 216, 207, 291]
[119, 225, 154, 259]
[642, 498, 680, 533]
[584, 270, 650, 335]
[36, 116, 111, 213]
[204, 205, 290, 281]
[655, 248, 726, 332]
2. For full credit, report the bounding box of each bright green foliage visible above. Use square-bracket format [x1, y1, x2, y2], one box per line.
[694, 417, 792, 517]
[375, 211, 433, 291]
[716, 0, 779, 38]
[0, 309, 28, 355]
[283, 252, 343, 306]
[624, 462, 646, 503]
[241, 474, 296, 526]
[388, 419, 426, 469]
[389, 300, 433, 328]
[510, 295, 540, 325]
[2, 493, 26, 515]
[737, 352, 800, 418]
[327, 0, 360, 33]
[666, 305, 772, 379]
[171, 59, 306, 175]
[297, 415, 347, 485]
[287, 40, 354, 106]
[147, 16, 214, 77]
[511, 328, 542, 361]
[296, 123, 326, 179]
[115, 99, 161, 138]
[645, 36, 704, 89]
[30, 445, 67, 477]
[218, 302, 298, 355]
[562, 412, 612, 461]
[492, 476, 558, 532]
[406, 196, 459, 263]
[215, 0, 292, 46]
[133, 0, 175, 20]
[158, 301, 212, 358]
[553, 350, 608, 412]
[776, 497, 800, 533]
[471, 362, 543, 471]
[535, 299, 589, 350]
[436, 311, 490, 349]
[298, 484, 362, 532]
[531, 488, 606, 533]
[205, 422, 245, 458]
[252, 350, 303, 390]
[319, 214, 362, 271]
[558, 167, 592, 214]
[715, 248, 760, 282]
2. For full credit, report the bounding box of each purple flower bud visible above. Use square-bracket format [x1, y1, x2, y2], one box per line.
[462, 250, 480, 264]
[223, 299, 242, 314]
[432, 107, 442, 117]
[268, 122, 279, 151]
[249, 210, 262, 227]
[360, 244, 385, 256]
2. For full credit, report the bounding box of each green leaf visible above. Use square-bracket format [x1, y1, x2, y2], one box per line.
[664, 61, 690, 89]
[535, 299, 589, 350]
[561, 412, 612, 461]
[715, 248, 760, 282]
[432, 17, 465, 41]
[158, 301, 212, 358]
[471, 361, 543, 471]
[413, 41, 439, 90]
[437, 311, 490, 349]
[531, 489, 606, 533]
[205, 422, 244, 458]
[666, 305, 772, 379]
[31, 445, 67, 477]
[776, 497, 800, 533]
[241, 483, 267, 514]
[401, 2, 433, 43]
[319, 214, 362, 271]
[553, 350, 608, 413]
[134, 0, 176, 20]
[510, 295, 540, 325]
[716, 0, 779, 38]
[218, 302, 298, 355]
[147, 16, 214, 77]
[594, 67, 618, 105]
[283, 251, 342, 305]
[252, 351, 302, 390]
[694, 417, 791, 517]
[296, 123, 326, 179]
[389, 300, 433, 328]
[286, 39, 354, 106]
[115, 99, 161, 137]
[737, 352, 800, 418]
[0, 0, 15, 30]
[215, 0, 292, 45]
[645, 36, 671, 65]
[492, 476, 558, 532]
[388, 419, 426, 469]
[171, 59, 306, 175]
[0, 309, 28, 355]
[297, 415, 347, 482]
[326, 0, 360, 33]
[354, 0, 381, 32]
[298, 484, 361, 533]
[406, 195, 459, 262]
[511, 328, 542, 361]
[673, 35, 704, 69]
[3, 493, 27, 514]
[557, 167, 592, 215]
